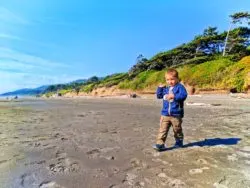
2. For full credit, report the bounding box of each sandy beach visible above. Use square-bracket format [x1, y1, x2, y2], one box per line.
[0, 95, 250, 188]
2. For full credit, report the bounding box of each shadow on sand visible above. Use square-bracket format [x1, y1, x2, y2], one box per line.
[160, 137, 241, 152]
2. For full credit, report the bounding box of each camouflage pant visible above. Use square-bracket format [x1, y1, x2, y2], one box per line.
[156, 116, 184, 145]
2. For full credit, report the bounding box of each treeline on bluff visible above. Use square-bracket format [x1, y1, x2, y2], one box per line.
[129, 12, 250, 76]
[43, 12, 250, 96]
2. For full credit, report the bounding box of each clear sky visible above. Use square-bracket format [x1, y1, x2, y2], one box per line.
[0, 0, 249, 93]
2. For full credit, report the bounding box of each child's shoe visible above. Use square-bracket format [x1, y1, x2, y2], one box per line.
[153, 144, 166, 151]
[174, 139, 183, 148]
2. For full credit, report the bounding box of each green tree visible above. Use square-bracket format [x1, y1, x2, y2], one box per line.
[128, 54, 148, 77]
[223, 11, 250, 56]
[88, 76, 99, 83]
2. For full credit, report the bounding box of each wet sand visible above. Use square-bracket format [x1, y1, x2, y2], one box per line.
[0, 95, 250, 188]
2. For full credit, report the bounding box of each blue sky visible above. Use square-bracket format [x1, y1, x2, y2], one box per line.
[0, 0, 249, 93]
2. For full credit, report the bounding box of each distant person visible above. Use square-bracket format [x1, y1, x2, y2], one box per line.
[153, 69, 188, 151]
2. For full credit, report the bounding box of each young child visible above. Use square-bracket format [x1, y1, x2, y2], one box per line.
[153, 68, 188, 151]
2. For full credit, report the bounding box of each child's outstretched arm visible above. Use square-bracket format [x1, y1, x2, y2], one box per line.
[156, 85, 166, 99]
[174, 85, 188, 101]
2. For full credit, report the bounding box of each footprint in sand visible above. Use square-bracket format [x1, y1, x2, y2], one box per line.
[39, 181, 64, 188]
[44, 145, 57, 151]
[86, 148, 101, 158]
[20, 173, 37, 187]
[48, 157, 80, 174]
[65, 158, 80, 172]
[196, 158, 208, 165]
[92, 168, 109, 178]
[55, 151, 67, 158]
[122, 173, 137, 186]
[29, 142, 41, 148]
[85, 146, 119, 160]
[49, 163, 65, 173]
[130, 158, 149, 169]
[189, 167, 209, 175]
[142, 148, 160, 157]
[157, 173, 186, 187]
[25, 160, 46, 166]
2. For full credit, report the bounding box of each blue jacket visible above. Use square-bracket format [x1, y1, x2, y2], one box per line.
[156, 83, 187, 118]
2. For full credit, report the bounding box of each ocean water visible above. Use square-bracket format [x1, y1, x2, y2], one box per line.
[0, 95, 35, 100]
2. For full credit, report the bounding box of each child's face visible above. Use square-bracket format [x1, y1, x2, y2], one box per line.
[165, 74, 178, 87]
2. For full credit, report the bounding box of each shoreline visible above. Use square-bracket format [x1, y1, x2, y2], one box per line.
[1, 92, 250, 104]
[55, 92, 250, 100]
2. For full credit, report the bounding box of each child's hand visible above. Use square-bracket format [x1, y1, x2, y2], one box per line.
[168, 93, 175, 100]
[163, 94, 174, 101]
[164, 94, 174, 101]
[158, 83, 166, 87]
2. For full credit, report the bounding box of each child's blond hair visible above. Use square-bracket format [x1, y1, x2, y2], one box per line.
[165, 68, 179, 79]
